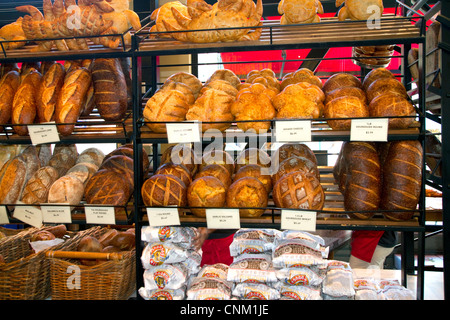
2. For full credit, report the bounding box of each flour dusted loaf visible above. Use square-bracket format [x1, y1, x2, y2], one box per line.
[47, 175, 84, 205]
[21, 166, 59, 204]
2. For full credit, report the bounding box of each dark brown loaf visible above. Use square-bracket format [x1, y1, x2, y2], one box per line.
[141, 174, 187, 207]
[322, 73, 362, 95]
[99, 154, 134, 188]
[84, 169, 132, 206]
[187, 176, 227, 217]
[273, 143, 318, 166]
[11, 70, 42, 136]
[55, 67, 92, 136]
[272, 171, 324, 210]
[0, 71, 21, 130]
[381, 140, 423, 221]
[36, 62, 65, 123]
[272, 156, 320, 185]
[226, 176, 268, 218]
[91, 58, 128, 121]
[0, 155, 27, 204]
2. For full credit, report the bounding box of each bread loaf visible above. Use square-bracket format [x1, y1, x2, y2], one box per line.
[233, 164, 272, 193]
[200, 150, 235, 175]
[226, 176, 268, 218]
[324, 86, 367, 105]
[22, 165, 55, 202]
[11, 70, 42, 135]
[84, 169, 132, 206]
[20, 145, 42, 182]
[36, 62, 65, 123]
[0, 155, 27, 204]
[366, 77, 408, 103]
[155, 162, 192, 187]
[47, 175, 84, 205]
[206, 69, 241, 88]
[369, 94, 415, 129]
[91, 58, 128, 121]
[165, 72, 203, 98]
[273, 143, 318, 166]
[48, 151, 77, 177]
[235, 148, 271, 172]
[324, 96, 369, 130]
[362, 68, 395, 91]
[141, 174, 187, 207]
[187, 176, 227, 217]
[99, 154, 134, 188]
[322, 73, 362, 95]
[280, 68, 323, 91]
[381, 140, 423, 221]
[272, 156, 320, 185]
[76, 147, 105, 167]
[160, 145, 198, 176]
[159, 80, 195, 105]
[55, 67, 91, 136]
[66, 162, 98, 186]
[0, 70, 20, 131]
[194, 164, 232, 189]
[104, 146, 150, 176]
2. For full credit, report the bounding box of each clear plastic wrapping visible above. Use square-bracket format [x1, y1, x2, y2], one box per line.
[138, 287, 186, 300]
[227, 254, 277, 283]
[141, 226, 198, 249]
[276, 266, 324, 287]
[274, 283, 322, 300]
[229, 229, 280, 256]
[232, 283, 280, 300]
[186, 277, 234, 300]
[141, 242, 191, 268]
[143, 263, 189, 290]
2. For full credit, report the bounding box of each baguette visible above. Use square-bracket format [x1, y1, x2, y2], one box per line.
[0, 70, 21, 131]
[11, 70, 42, 136]
[91, 58, 128, 121]
[37, 62, 66, 123]
[55, 67, 91, 136]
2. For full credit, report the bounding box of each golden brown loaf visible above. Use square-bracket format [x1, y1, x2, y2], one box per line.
[36, 62, 65, 123]
[322, 73, 362, 95]
[235, 148, 271, 172]
[200, 150, 235, 175]
[369, 94, 415, 129]
[362, 67, 396, 91]
[280, 68, 323, 91]
[85, 169, 132, 206]
[160, 145, 198, 176]
[0, 155, 27, 204]
[99, 154, 134, 188]
[185, 88, 234, 132]
[334, 142, 381, 219]
[165, 72, 203, 98]
[55, 67, 92, 136]
[206, 69, 241, 88]
[245, 69, 281, 92]
[380, 140, 423, 221]
[366, 77, 408, 103]
[233, 164, 272, 194]
[104, 146, 150, 176]
[76, 147, 105, 168]
[201, 79, 239, 98]
[273, 143, 318, 166]
[231, 83, 276, 133]
[187, 176, 227, 217]
[0, 70, 20, 130]
[141, 174, 187, 207]
[194, 163, 232, 189]
[66, 162, 98, 186]
[143, 88, 190, 133]
[324, 86, 367, 105]
[272, 171, 324, 210]
[226, 176, 268, 218]
[47, 175, 85, 205]
[155, 162, 192, 188]
[159, 80, 195, 105]
[324, 96, 369, 130]
[272, 156, 320, 185]
[11, 70, 42, 136]
[91, 58, 128, 121]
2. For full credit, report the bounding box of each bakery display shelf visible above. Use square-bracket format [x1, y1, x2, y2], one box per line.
[134, 16, 424, 56]
[0, 111, 134, 144]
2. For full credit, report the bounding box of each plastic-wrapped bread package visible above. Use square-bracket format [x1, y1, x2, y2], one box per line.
[276, 266, 324, 287]
[229, 228, 281, 257]
[141, 226, 199, 250]
[354, 279, 381, 300]
[143, 263, 190, 291]
[321, 261, 355, 300]
[232, 283, 280, 300]
[227, 253, 278, 284]
[275, 282, 322, 300]
[141, 242, 190, 268]
[186, 264, 233, 300]
[377, 279, 415, 300]
[138, 287, 186, 300]
[272, 238, 326, 269]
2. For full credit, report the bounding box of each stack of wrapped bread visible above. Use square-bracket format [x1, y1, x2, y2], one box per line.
[0, 58, 131, 136]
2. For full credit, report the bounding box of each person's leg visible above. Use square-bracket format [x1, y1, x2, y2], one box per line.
[349, 254, 370, 269]
[369, 245, 394, 269]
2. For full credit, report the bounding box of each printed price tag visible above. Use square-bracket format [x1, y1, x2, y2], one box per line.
[275, 120, 312, 142]
[41, 205, 72, 224]
[350, 118, 388, 141]
[166, 122, 201, 144]
[206, 209, 241, 229]
[146, 207, 181, 227]
[84, 206, 116, 225]
[281, 210, 317, 232]
[0, 206, 10, 225]
[13, 202, 43, 228]
[28, 122, 60, 145]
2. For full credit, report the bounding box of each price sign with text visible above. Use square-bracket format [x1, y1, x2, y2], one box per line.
[85, 206, 116, 225]
[41, 205, 72, 224]
[275, 120, 312, 142]
[13, 202, 43, 228]
[281, 210, 317, 232]
[166, 122, 201, 144]
[146, 207, 180, 227]
[206, 209, 240, 229]
[350, 118, 388, 142]
[28, 123, 60, 145]
[0, 206, 9, 225]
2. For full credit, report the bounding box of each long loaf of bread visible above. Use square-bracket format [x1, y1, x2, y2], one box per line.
[55, 67, 91, 136]
[91, 58, 128, 121]
[0, 70, 21, 131]
[37, 62, 66, 123]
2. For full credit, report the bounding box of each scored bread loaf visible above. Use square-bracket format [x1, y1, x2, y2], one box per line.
[324, 96, 369, 130]
[0, 155, 27, 204]
[47, 175, 84, 205]
[155, 162, 192, 188]
[55, 67, 91, 136]
[141, 174, 187, 207]
[381, 140, 423, 221]
[99, 154, 134, 188]
[84, 169, 132, 206]
[272, 156, 320, 185]
[194, 163, 232, 189]
[187, 176, 227, 217]
[226, 176, 268, 218]
[0, 70, 21, 131]
[21, 166, 59, 204]
[91, 58, 128, 121]
[66, 162, 98, 186]
[36, 62, 65, 123]
[369, 94, 415, 129]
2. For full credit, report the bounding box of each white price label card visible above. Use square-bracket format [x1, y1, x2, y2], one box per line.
[350, 118, 388, 141]
[85, 206, 116, 225]
[206, 209, 241, 229]
[0, 206, 10, 225]
[146, 207, 180, 227]
[13, 202, 43, 228]
[281, 210, 317, 232]
[166, 122, 201, 144]
[275, 120, 312, 142]
[28, 122, 60, 145]
[41, 205, 72, 224]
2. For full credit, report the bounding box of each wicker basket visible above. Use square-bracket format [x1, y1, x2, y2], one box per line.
[47, 226, 136, 300]
[0, 226, 71, 300]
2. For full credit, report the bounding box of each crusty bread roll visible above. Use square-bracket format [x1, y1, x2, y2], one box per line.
[0, 155, 27, 204]
[324, 96, 369, 130]
[233, 164, 272, 193]
[55, 67, 92, 136]
[91, 58, 128, 121]
[187, 176, 227, 217]
[36, 62, 65, 123]
[362, 67, 396, 91]
[85, 169, 132, 206]
[226, 176, 268, 218]
[322, 73, 362, 95]
[366, 77, 408, 103]
[272, 171, 324, 210]
[141, 174, 187, 207]
[155, 162, 192, 188]
[194, 163, 232, 189]
[368, 94, 415, 129]
[200, 150, 235, 175]
[47, 175, 84, 205]
[0, 70, 21, 131]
